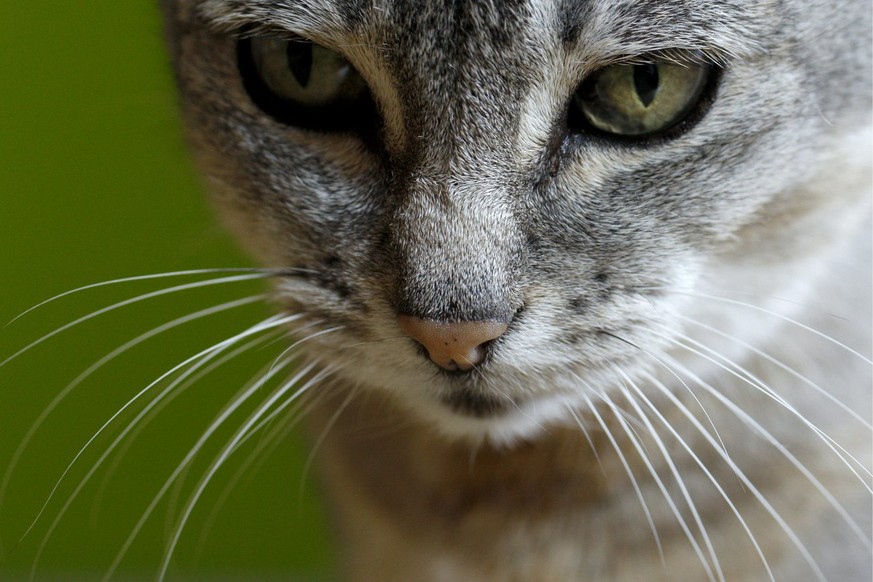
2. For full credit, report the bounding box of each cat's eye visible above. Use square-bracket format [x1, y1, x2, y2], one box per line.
[571, 59, 711, 138]
[238, 36, 376, 132]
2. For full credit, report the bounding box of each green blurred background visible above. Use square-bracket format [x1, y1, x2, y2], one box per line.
[0, 3, 333, 580]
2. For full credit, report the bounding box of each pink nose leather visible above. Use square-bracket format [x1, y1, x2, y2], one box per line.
[398, 315, 509, 371]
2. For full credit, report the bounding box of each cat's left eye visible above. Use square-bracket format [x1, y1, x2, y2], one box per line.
[570, 59, 711, 138]
[238, 35, 376, 132]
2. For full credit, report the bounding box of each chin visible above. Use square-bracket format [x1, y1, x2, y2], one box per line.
[392, 387, 587, 447]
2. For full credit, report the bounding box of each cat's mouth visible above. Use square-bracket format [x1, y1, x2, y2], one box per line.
[440, 387, 515, 418]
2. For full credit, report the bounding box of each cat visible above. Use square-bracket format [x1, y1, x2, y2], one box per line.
[159, 0, 873, 580]
[8, 0, 871, 580]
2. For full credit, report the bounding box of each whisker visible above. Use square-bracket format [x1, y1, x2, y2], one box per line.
[0, 294, 266, 524]
[564, 405, 605, 473]
[121, 328, 336, 579]
[190, 388, 327, 565]
[249, 325, 347, 448]
[660, 352, 872, 549]
[471, 364, 534, 431]
[601, 391, 718, 582]
[268, 324, 345, 376]
[638, 285, 850, 322]
[153, 362, 328, 582]
[161, 352, 306, 544]
[620, 368, 775, 582]
[237, 366, 344, 455]
[661, 329, 873, 492]
[337, 334, 408, 351]
[613, 368, 724, 582]
[298, 382, 361, 503]
[4, 268, 284, 326]
[660, 290, 871, 365]
[102, 357, 308, 581]
[677, 313, 872, 431]
[599, 331, 731, 458]
[638, 367, 827, 582]
[87, 329, 284, 533]
[21, 313, 297, 565]
[165, 334, 340, 552]
[198, 327, 347, 482]
[1, 273, 275, 370]
[580, 393, 665, 562]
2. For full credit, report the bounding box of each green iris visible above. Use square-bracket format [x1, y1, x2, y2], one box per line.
[575, 60, 710, 137]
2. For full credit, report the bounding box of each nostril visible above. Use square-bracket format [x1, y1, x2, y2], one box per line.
[397, 316, 509, 371]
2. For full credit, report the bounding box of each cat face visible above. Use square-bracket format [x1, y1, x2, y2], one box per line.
[163, 0, 871, 442]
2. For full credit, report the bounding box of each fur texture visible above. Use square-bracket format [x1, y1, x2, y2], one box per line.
[161, 1, 871, 580]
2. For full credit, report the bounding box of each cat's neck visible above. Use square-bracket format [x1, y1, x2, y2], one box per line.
[314, 388, 608, 520]
[309, 384, 734, 582]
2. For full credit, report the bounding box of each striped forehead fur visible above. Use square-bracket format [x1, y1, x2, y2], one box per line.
[199, 0, 765, 62]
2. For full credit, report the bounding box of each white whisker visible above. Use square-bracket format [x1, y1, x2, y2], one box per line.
[665, 290, 872, 365]
[662, 330, 873, 494]
[22, 314, 296, 571]
[1, 273, 274, 370]
[677, 313, 872, 431]
[5, 268, 278, 327]
[660, 353, 872, 549]
[238, 367, 343, 456]
[614, 369, 724, 582]
[623, 369, 774, 581]
[639, 286, 850, 322]
[601, 391, 718, 582]
[564, 405, 605, 473]
[161, 351, 306, 544]
[298, 382, 361, 503]
[581, 393, 665, 562]
[337, 335, 408, 351]
[599, 332, 731, 458]
[268, 324, 345, 375]
[153, 362, 327, 582]
[638, 367, 827, 582]
[0, 294, 266, 522]
[88, 329, 284, 532]
[190, 388, 327, 565]
[102, 357, 306, 581]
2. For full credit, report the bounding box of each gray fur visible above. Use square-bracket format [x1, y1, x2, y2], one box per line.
[162, 1, 871, 580]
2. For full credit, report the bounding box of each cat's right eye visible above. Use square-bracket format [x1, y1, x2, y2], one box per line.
[238, 36, 376, 132]
[569, 58, 712, 139]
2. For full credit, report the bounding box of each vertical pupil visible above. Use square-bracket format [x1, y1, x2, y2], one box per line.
[633, 63, 659, 107]
[287, 41, 313, 87]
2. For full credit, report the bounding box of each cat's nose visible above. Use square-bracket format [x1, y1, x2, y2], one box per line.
[397, 316, 508, 371]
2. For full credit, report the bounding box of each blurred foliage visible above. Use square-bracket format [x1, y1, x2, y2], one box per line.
[0, 2, 332, 580]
